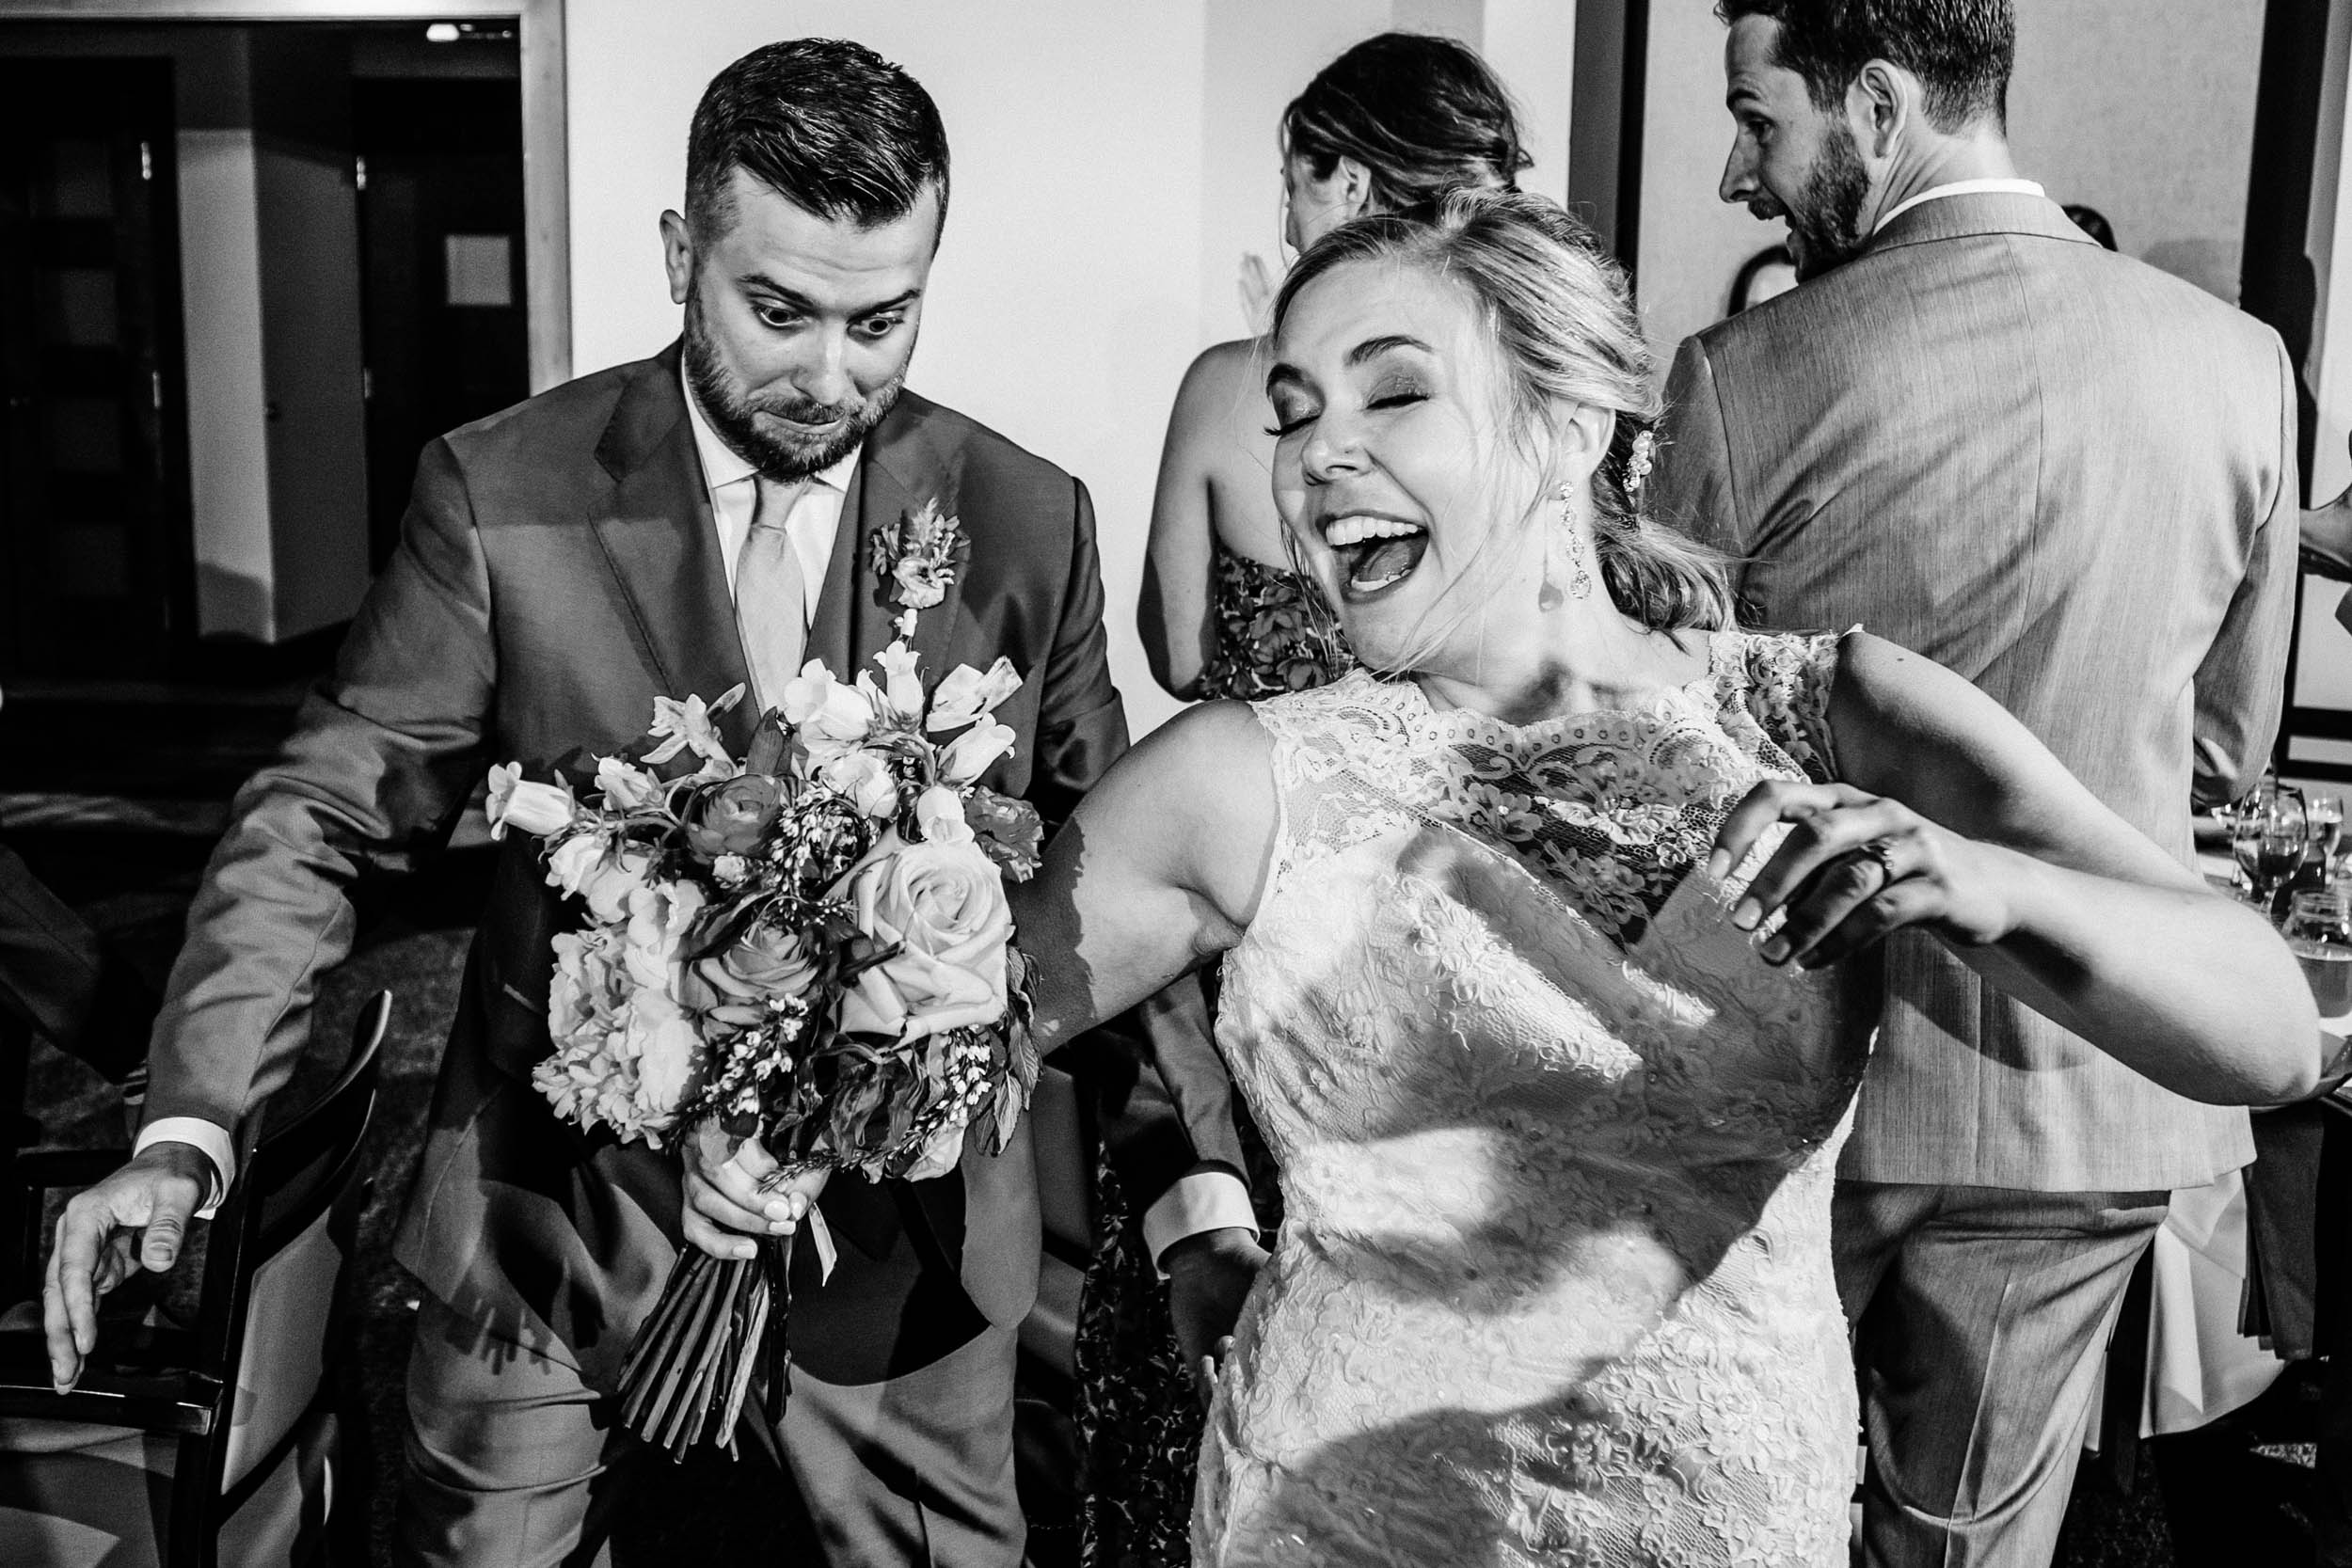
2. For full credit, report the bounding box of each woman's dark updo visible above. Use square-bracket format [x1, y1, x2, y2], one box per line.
[1282, 33, 1531, 219]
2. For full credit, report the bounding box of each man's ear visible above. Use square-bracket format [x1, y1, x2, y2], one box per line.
[1848, 60, 1911, 161]
[660, 209, 695, 308]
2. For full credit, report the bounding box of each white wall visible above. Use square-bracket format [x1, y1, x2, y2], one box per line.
[564, 0, 1574, 735]
[178, 127, 276, 641]
[1636, 0, 2266, 369]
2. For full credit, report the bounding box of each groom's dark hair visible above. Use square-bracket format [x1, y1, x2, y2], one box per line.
[686, 38, 950, 243]
[1715, 0, 2014, 133]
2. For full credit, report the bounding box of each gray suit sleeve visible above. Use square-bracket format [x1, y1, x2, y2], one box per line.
[1655, 336, 1746, 574]
[2189, 333, 2299, 805]
[142, 438, 495, 1135]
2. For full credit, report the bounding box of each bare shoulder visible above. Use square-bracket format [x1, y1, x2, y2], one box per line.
[1088, 700, 1279, 926]
[1113, 699, 1275, 820]
[1182, 337, 1263, 396]
[1826, 631, 2010, 763]
[1170, 338, 1265, 430]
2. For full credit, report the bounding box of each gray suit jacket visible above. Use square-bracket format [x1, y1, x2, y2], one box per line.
[144, 347, 1243, 1386]
[1652, 192, 2296, 1191]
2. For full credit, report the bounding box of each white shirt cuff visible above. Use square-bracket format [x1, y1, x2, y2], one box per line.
[134, 1117, 235, 1219]
[1141, 1169, 1259, 1275]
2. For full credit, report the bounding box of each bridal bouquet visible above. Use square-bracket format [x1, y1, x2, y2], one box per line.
[485, 615, 1043, 1460]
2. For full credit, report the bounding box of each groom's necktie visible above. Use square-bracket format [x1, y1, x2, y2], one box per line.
[734, 473, 810, 713]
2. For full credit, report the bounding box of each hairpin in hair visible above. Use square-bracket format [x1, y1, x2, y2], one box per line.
[1624, 428, 1656, 499]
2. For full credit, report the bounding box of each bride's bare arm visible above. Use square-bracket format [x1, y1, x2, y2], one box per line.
[1713, 632, 2319, 1105]
[1014, 700, 1279, 1056]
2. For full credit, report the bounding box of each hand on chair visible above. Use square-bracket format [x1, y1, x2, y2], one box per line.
[43, 1140, 214, 1392]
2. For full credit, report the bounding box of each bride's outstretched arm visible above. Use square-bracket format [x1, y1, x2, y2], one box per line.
[1014, 700, 1278, 1055]
[1711, 631, 2320, 1105]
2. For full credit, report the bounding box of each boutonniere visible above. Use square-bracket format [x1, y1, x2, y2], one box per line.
[868, 497, 965, 611]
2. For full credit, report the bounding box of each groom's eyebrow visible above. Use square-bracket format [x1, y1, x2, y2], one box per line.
[738, 275, 923, 317]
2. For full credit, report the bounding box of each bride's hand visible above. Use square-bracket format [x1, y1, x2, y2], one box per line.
[680, 1117, 830, 1261]
[1706, 780, 2014, 969]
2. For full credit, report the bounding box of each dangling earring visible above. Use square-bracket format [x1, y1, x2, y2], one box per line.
[1541, 484, 1595, 610]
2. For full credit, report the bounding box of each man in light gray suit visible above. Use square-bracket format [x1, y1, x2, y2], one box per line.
[1653, 3, 2299, 1562]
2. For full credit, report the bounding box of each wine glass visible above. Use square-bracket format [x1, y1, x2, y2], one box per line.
[2287, 888, 2352, 1024]
[2230, 803, 2266, 901]
[2251, 790, 2309, 915]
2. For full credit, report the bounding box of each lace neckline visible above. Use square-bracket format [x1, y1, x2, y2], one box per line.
[1388, 630, 1731, 742]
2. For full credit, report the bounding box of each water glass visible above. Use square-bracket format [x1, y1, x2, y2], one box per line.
[2287, 888, 2352, 1025]
[2310, 793, 2345, 876]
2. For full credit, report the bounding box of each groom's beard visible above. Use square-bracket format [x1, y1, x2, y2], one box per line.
[1783, 121, 1871, 281]
[682, 282, 906, 482]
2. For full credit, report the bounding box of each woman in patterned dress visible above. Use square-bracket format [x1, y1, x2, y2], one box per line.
[1086, 36, 1531, 1564]
[1025, 191, 2317, 1564]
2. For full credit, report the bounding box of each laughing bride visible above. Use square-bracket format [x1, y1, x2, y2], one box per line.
[1005, 191, 2315, 1564]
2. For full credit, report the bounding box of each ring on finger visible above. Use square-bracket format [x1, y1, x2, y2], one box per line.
[1857, 838, 1902, 884]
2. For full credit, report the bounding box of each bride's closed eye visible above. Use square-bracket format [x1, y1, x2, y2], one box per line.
[1366, 375, 1429, 413]
[1265, 399, 1317, 438]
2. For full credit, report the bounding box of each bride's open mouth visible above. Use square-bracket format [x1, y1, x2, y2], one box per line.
[1323, 513, 1429, 601]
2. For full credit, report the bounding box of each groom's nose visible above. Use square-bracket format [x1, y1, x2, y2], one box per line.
[791, 330, 855, 408]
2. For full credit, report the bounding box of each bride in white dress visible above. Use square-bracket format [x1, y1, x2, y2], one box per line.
[1001, 192, 2317, 1565]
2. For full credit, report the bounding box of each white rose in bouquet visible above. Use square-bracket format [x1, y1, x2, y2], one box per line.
[832, 832, 1013, 1044]
[622, 987, 702, 1123]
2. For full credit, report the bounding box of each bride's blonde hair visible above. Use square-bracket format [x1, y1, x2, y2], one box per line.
[1271, 188, 1733, 648]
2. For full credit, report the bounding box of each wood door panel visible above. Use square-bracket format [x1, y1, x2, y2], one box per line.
[0, 58, 185, 680]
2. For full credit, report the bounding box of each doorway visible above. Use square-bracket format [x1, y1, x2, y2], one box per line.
[356, 74, 530, 571]
[0, 3, 563, 698]
[0, 58, 187, 681]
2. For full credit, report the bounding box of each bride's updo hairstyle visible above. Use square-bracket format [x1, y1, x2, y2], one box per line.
[1272, 188, 1734, 636]
[1283, 33, 1531, 218]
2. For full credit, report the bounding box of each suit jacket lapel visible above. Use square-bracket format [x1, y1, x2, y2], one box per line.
[826, 396, 966, 687]
[588, 343, 757, 755]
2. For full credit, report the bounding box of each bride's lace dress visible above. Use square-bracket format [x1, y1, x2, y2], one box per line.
[1197, 629, 1880, 1566]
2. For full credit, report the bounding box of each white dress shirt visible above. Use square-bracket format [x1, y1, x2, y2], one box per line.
[681, 369, 860, 605]
[1875, 177, 2048, 236]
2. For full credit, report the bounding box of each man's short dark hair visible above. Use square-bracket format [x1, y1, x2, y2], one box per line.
[1716, 0, 2014, 132]
[685, 38, 949, 242]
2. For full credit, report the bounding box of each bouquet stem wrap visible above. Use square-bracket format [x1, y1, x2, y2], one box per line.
[619, 1234, 793, 1458]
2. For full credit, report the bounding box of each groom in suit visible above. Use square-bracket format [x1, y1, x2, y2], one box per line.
[43, 39, 1257, 1567]
[1654, 2, 2297, 1562]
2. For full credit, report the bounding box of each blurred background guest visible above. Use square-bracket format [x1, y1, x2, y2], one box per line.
[1727, 241, 1800, 313]
[1654, 2, 2297, 1561]
[1136, 31, 1527, 706]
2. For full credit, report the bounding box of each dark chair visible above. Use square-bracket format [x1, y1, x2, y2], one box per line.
[0, 990, 389, 1567]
